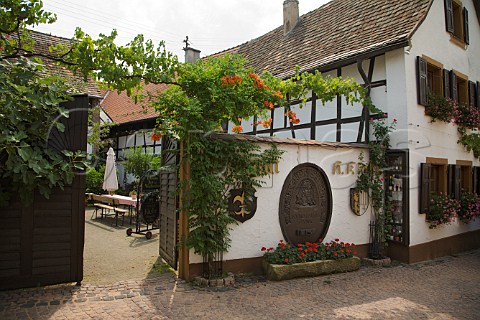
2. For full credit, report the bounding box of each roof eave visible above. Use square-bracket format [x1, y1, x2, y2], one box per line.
[277, 39, 410, 79]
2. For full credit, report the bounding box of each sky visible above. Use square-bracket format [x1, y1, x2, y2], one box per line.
[34, 0, 330, 61]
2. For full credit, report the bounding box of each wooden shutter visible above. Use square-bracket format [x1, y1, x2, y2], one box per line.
[463, 7, 469, 45]
[450, 71, 458, 102]
[477, 81, 480, 109]
[420, 163, 431, 214]
[476, 167, 480, 195]
[472, 166, 478, 194]
[469, 81, 476, 108]
[417, 57, 428, 106]
[448, 164, 461, 200]
[443, 69, 451, 98]
[448, 164, 455, 196]
[445, 0, 454, 33]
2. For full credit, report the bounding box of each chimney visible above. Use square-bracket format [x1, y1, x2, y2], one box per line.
[283, 0, 299, 35]
[183, 36, 200, 63]
[184, 47, 201, 63]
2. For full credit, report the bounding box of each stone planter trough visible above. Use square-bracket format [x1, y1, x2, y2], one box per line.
[262, 256, 361, 281]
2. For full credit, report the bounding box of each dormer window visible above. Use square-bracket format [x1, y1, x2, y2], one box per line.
[445, 0, 469, 45]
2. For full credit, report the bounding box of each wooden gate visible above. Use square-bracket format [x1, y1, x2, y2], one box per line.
[0, 95, 89, 290]
[158, 136, 180, 270]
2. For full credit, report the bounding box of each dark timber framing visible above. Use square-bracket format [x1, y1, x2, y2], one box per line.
[246, 54, 386, 144]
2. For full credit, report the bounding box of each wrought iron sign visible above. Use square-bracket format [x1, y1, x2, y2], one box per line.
[279, 163, 333, 245]
[228, 189, 258, 223]
[142, 192, 160, 224]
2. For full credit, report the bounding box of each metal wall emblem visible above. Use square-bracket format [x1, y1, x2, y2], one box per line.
[279, 163, 332, 245]
[350, 188, 369, 216]
[228, 189, 257, 223]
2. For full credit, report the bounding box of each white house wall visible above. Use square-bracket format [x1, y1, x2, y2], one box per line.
[189, 142, 370, 264]
[405, 0, 480, 245]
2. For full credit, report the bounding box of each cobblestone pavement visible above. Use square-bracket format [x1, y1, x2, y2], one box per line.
[1, 249, 479, 320]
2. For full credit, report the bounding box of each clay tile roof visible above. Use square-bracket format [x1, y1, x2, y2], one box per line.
[28, 30, 103, 97]
[227, 0, 431, 78]
[101, 82, 168, 124]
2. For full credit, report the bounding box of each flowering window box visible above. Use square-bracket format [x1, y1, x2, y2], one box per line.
[261, 239, 361, 281]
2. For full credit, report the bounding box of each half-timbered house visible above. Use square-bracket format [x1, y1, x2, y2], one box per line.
[208, 0, 480, 265]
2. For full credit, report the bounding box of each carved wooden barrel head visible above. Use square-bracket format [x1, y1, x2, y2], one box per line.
[279, 163, 333, 245]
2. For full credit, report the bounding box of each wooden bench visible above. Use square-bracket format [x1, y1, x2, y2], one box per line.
[112, 199, 128, 227]
[91, 194, 115, 221]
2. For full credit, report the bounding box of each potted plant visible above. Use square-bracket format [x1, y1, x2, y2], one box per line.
[261, 239, 360, 281]
[129, 190, 137, 200]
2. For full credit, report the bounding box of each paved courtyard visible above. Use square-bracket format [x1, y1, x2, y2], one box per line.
[1, 249, 479, 319]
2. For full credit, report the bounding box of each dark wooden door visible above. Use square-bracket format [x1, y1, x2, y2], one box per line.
[0, 95, 89, 290]
[158, 136, 179, 270]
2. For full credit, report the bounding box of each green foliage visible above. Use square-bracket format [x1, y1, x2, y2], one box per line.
[87, 105, 113, 153]
[0, 0, 56, 59]
[262, 239, 357, 265]
[0, 58, 86, 205]
[183, 135, 283, 259]
[355, 117, 397, 255]
[122, 146, 158, 181]
[85, 166, 104, 194]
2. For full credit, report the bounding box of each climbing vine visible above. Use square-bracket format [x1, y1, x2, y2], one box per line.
[355, 116, 397, 256]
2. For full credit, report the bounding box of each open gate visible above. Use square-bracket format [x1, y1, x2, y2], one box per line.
[158, 136, 180, 270]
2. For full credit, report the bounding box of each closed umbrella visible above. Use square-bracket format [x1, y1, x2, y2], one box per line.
[103, 147, 118, 194]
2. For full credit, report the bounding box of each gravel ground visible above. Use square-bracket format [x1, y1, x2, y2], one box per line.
[83, 208, 173, 284]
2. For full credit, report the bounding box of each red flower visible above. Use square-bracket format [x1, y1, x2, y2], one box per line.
[279, 240, 283, 243]
[261, 247, 266, 251]
[298, 243, 303, 247]
[298, 247, 303, 251]
[232, 125, 243, 133]
[284, 258, 289, 263]
[150, 133, 162, 141]
[268, 247, 274, 251]
[334, 238, 340, 242]
[333, 252, 338, 256]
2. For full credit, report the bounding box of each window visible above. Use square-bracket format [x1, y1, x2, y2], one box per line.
[427, 63, 443, 96]
[445, 0, 470, 45]
[419, 158, 448, 213]
[451, 70, 469, 104]
[417, 57, 480, 108]
[457, 160, 472, 192]
[417, 56, 444, 105]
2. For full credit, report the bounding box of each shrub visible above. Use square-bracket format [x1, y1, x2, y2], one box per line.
[86, 166, 105, 194]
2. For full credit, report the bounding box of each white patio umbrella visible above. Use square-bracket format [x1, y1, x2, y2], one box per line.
[103, 147, 119, 194]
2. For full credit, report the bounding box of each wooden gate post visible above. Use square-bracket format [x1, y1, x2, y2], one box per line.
[178, 141, 190, 280]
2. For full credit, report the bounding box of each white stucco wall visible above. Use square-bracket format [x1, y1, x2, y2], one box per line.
[189, 141, 371, 263]
[404, 0, 480, 245]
